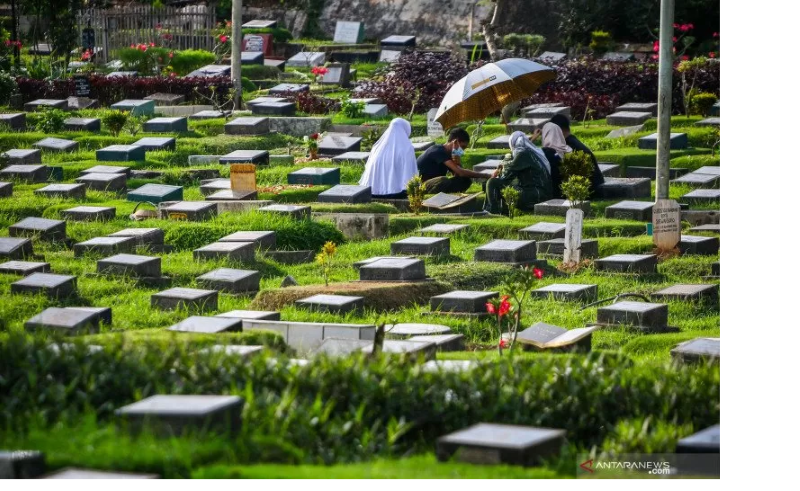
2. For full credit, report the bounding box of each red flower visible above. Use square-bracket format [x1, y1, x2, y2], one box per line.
[652, 42, 659, 52]
[219, 35, 228, 43]
[687, 23, 694, 29]
[311, 133, 319, 139]
[533, 268, 544, 279]
[499, 339, 509, 349]
[149, 42, 155, 47]
[486, 302, 496, 314]
[169, 72, 177, 77]
[681, 55, 689, 61]
[672, 36, 677, 43]
[673, 23, 679, 29]
[498, 296, 511, 317]
[709, 52, 716, 58]
[168, 51, 173, 58]
[130, 43, 135, 48]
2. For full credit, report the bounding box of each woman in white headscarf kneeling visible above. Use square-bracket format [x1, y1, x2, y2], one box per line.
[483, 131, 554, 215]
[358, 118, 418, 199]
[540, 121, 573, 198]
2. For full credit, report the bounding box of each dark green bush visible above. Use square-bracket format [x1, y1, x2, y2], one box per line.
[689, 92, 718, 116]
[0, 71, 17, 105]
[241, 64, 282, 80]
[590, 31, 614, 55]
[102, 110, 129, 136]
[34, 107, 68, 133]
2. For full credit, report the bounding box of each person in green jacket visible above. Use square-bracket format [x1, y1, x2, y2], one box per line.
[483, 130, 554, 215]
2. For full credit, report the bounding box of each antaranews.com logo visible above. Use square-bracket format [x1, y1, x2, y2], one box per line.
[577, 453, 719, 478]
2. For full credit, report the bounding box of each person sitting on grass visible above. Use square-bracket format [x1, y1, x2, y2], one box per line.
[416, 127, 487, 194]
[483, 131, 554, 215]
[540, 122, 572, 198]
[549, 114, 605, 197]
[358, 118, 417, 199]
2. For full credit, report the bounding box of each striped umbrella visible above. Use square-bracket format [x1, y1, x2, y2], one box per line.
[434, 58, 556, 130]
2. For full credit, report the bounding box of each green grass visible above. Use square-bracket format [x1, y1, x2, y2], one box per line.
[193, 454, 568, 478]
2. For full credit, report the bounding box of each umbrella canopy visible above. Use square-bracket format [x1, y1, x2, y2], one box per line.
[434, 58, 556, 130]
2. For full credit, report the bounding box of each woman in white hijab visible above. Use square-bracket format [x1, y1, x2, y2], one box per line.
[358, 118, 417, 198]
[540, 122, 572, 198]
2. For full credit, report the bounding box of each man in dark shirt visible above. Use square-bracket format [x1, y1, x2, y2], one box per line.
[416, 128, 487, 194]
[550, 114, 605, 197]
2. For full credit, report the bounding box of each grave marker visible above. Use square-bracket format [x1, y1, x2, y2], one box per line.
[563, 206, 583, 263]
[24, 307, 103, 334]
[144, 93, 185, 106]
[0, 237, 34, 259]
[163, 201, 217, 221]
[128, 183, 183, 204]
[108, 228, 164, 247]
[537, 238, 599, 258]
[594, 254, 658, 274]
[96, 145, 146, 161]
[2, 149, 41, 164]
[333, 21, 365, 43]
[97, 254, 161, 277]
[596, 300, 669, 331]
[332, 151, 370, 163]
[9, 217, 67, 241]
[531, 284, 598, 302]
[219, 231, 276, 249]
[0, 181, 11, 197]
[224, 117, 269, 136]
[679, 235, 720, 255]
[10, 273, 77, 299]
[194, 241, 256, 263]
[427, 108, 445, 138]
[652, 199, 681, 249]
[605, 200, 655, 221]
[35, 183, 86, 199]
[474, 239, 539, 266]
[411, 334, 466, 352]
[151, 287, 218, 312]
[606, 111, 652, 126]
[230, 163, 257, 194]
[651, 284, 718, 302]
[513, 322, 598, 352]
[142, 117, 187, 133]
[436, 423, 566, 467]
[251, 101, 295, 116]
[318, 135, 363, 156]
[671, 338, 720, 364]
[197, 268, 261, 293]
[430, 290, 498, 314]
[75, 172, 127, 192]
[519, 222, 566, 241]
[217, 310, 280, 321]
[419, 223, 469, 235]
[320, 63, 350, 87]
[259, 204, 311, 219]
[317, 184, 371, 204]
[110, 99, 155, 116]
[0, 164, 49, 183]
[74, 236, 135, 257]
[43, 469, 158, 479]
[286, 52, 326, 67]
[391, 236, 450, 256]
[295, 294, 364, 314]
[65, 117, 101, 132]
[0, 450, 46, 479]
[359, 257, 426, 281]
[168, 316, 243, 334]
[62, 206, 116, 221]
[115, 395, 243, 435]
[0, 260, 50, 275]
[523, 106, 570, 119]
[638, 132, 689, 150]
[288, 167, 341, 185]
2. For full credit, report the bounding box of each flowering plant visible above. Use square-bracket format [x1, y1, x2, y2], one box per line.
[303, 132, 320, 151]
[652, 22, 695, 61]
[212, 20, 232, 63]
[487, 265, 546, 354]
[311, 66, 329, 77]
[316, 241, 337, 286]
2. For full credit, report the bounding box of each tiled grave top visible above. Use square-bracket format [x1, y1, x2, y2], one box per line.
[419, 224, 469, 234]
[154, 287, 217, 299]
[82, 165, 130, 174]
[13, 273, 75, 288]
[477, 239, 531, 250]
[386, 323, 452, 336]
[165, 201, 216, 211]
[435, 290, 498, 300]
[520, 222, 566, 234]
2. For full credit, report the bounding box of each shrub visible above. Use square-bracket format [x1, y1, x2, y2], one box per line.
[169, 49, 215, 76]
[241, 64, 282, 80]
[561, 175, 591, 206]
[501, 186, 521, 219]
[353, 51, 470, 115]
[689, 91, 717, 116]
[590, 31, 614, 55]
[561, 151, 594, 179]
[34, 107, 67, 133]
[0, 71, 17, 105]
[102, 110, 129, 136]
[406, 175, 426, 214]
[119, 46, 173, 75]
[283, 91, 340, 114]
[340, 99, 365, 118]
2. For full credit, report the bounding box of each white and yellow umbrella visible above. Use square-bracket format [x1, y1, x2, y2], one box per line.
[434, 58, 556, 130]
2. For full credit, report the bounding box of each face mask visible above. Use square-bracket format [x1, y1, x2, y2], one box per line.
[452, 146, 465, 157]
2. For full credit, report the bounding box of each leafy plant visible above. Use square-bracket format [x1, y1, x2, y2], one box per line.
[316, 240, 337, 286]
[34, 107, 67, 133]
[406, 175, 426, 215]
[589, 30, 613, 56]
[502, 33, 546, 57]
[561, 175, 591, 208]
[489, 265, 545, 353]
[101, 110, 129, 137]
[677, 57, 715, 118]
[689, 91, 717, 116]
[560, 151, 594, 180]
[289, 91, 340, 114]
[0, 71, 17, 105]
[119, 45, 172, 75]
[501, 186, 520, 220]
[360, 127, 383, 151]
[340, 99, 365, 119]
[169, 49, 215, 76]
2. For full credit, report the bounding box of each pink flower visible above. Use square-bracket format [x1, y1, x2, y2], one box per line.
[155, 23, 162, 30]
[219, 35, 228, 43]
[532, 268, 544, 279]
[713, 32, 719, 38]
[499, 339, 509, 349]
[130, 44, 135, 48]
[681, 55, 689, 61]
[149, 42, 155, 47]
[672, 36, 677, 43]
[709, 52, 716, 58]
[168, 51, 173, 58]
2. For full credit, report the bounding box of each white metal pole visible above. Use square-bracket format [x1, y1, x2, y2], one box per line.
[231, 0, 243, 110]
[655, 0, 675, 199]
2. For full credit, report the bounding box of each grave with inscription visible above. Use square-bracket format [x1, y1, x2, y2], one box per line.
[169, 316, 242, 334]
[318, 184, 371, 204]
[531, 283, 598, 302]
[0, 164, 49, 183]
[62, 206, 116, 221]
[436, 423, 566, 467]
[128, 183, 183, 204]
[24, 99, 68, 111]
[475, 239, 539, 266]
[679, 235, 720, 255]
[74, 236, 135, 258]
[596, 300, 669, 331]
[671, 337, 720, 364]
[3, 149, 41, 164]
[295, 294, 364, 314]
[430, 290, 498, 314]
[512, 322, 598, 352]
[224, 117, 269, 135]
[419, 223, 469, 236]
[320, 63, 351, 87]
[75, 172, 127, 192]
[143, 117, 187, 133]
[318, 135, 363, 156]
[672, 171, 719, 187]
[288, 167, 340, 185]
[251, 101, 296, 116]
[334, 20, 365, 43]
[682, 189, 720, 204]
[151, 287, 218, 312]
[519, 222, 566, 241]
[110, 99, 155, 116]
[35, 183, 86, 199]
[260, 204, 311, 219]
[606, 111, 652, 126]
[9, 217, 67, 241]
[332, 151, 370, 163]
[220, 150, 270, 165]
[363, 104, 389, 118]
[96, 144, 146, 161]
[194, 241, 256, 263]
[11, 273, 77, 299]
[638, 132, 689, 150]
[197, 267, 261, 293]
[605, 200, 655, 221]
[651, 284, 718, 302]
[0, 237, 34, 259]
[219, 231, 276, 250]
[25, 307, 103, 334]
[411, 334, 466, 352]
[115, 395, 243, 435]
[594, 254, 658, 274]
[267, 83, 310, 94]
[523, 106, 570, 119]
[0, 260, 50, 275]
[359, 257, 426, 281]
[163, 201, 217, 221]
[64, 117, 101, 132]
[391, 236, 450, 256]
[286, 52, 326, 67]
[537, 238, 599, 258]
[108, 228, 165, 247]
[97, 253, 161, 277]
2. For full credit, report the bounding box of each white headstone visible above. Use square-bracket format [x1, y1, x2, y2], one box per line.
[652, 199, 681, 249]
[563, 208, 584, 263]
[333, 21, 364, 44]
[427, 109, 444, 138]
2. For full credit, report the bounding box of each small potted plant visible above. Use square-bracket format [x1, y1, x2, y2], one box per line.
[304, 132, 320, 160]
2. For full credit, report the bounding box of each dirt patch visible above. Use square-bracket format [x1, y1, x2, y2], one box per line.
[251, 280, 451, 311]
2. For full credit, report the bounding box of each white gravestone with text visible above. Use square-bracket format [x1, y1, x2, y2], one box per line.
[652, 199, 681, 249]
[427, 109, 445, 138]
[334, 21, 364, 44]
